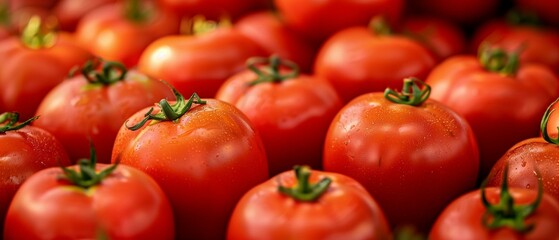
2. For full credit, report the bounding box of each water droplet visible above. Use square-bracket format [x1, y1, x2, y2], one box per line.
[526, 184, 531, 189]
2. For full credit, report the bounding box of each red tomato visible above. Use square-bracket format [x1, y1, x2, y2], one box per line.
[216, 56, 342, 176]
[0, 112, 71, 235]
[430, 168, 559, 240]
[274, 0, 404, 43]
[137, 26, 266, 98]
[4, 148, 175, 240]
[33, 59, 174, 164]
[234, 11, 317, 73]
[425, 47, 559, 182]
[52, 0, 117, 32]
[399, 15, 466, 61]
[323, 78, 480, 232]
[7, 0, 58, 11]
[156, 0, 266, 21]
[407, 0, 500, 26]
[112, 86, 269, 239]
[75, 1, 180, 67]
[471, 20, 559, 74]
[516, 0, 559, 26]
[227, 166, 392, 240]
[314, 19, 436, 103]
[487, 98, 559, 201]
[0, 17, 91, 119]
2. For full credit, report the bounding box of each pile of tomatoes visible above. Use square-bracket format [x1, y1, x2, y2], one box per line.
[1, 0, 559, 239]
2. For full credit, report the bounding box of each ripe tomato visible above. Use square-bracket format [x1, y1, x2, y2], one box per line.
[156, 0, 266, 21]
[112, 85, 269, 239]
[425, 46, 559, 182]
[0, 17, 91, 119]
[227, 166, 392, 240]
[75, 0, 180, 67]
[486, 98, 559, 201]
[33, 59, 174, 164]
[233, 11, 317, 73]
[52, 0, 117, 32]
[216, 56, 342, 176]
[430, 167, 559, 240]
[274, 0, 404, 43]
[137, 25, 266, 98]
[314, 18, 436, 103]
[471, 19, 559, 74]
[323, 78, 479, 232]
[4, 148, 175, 240]
[407, 0, 500, 26]
[0, 112, 71, 236]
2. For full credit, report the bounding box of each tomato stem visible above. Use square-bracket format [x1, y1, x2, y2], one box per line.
[506, 9, 541, 27]
[278, 165, 331, 202]
[20, 15, 56, 49]
[246, 55, 299, 86]
[368, 16, 392, 35]
[0, 3, 9, 26]
[384, 77, 431, 106]
[480, 164, 543, 232]
[540, 97, 559, 144]
[70, 58, 128, 85]
[125, 81, 206, 130]
[0, 112, 38, 133]
[125, 0, 150, 23]
[478, 44, 522, 76]
[58, 142, 119, 188]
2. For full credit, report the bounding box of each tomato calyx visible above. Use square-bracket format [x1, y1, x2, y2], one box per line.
[247, 55, 299, 86]
[21, 15, 56, 49]
[481, 164, 543, 233]
[0, 3, 9, 26]
[368, 16, 393, 36]
[125, 81, 206, 130]
[124, 0, 151, 23]
[384, 77, 431, 106]
[180, 15, 231, 36]
[540, 97, 559, 144]
[478, 45, 522, 76]
[58, 143, 118, 188]
[70, 58, 128, 86]
[0, 112, 38, 133]
[506, 9, 542, 27]
[278, 165, 332, 202]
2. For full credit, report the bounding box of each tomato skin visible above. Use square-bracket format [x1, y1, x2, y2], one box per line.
[471, 20, 559, 74]
[323, 93, 479, 232]
[75, 2, 180, 68]
[33, 69, 174, 164]
[430, 187, 559, 240]
[137, 28, 267, 98]
[156, 0, 265, 21]
[0, 123, 71, 235]
[216, 68, 343, 176]
[112, 99, 269, 239]
[227, 169, 392, 240]
[234, 11, 317, 73]
[407, 0, 499, 26]
[425, 56, 559, 181]
[52, 0, 117, 32]
[4, 164, 175, 240]
[0, 34, 92, 119]
[314, 27, 436, 103]
[274, 0, 404, 43]
[487, 138, 559, 201]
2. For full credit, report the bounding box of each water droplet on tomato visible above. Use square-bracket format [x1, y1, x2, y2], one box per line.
[526, 184, 531, 189]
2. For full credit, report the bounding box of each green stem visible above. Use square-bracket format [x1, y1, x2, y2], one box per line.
[480, 164, 543, 232]
[368, 16, 392, 35]
[0, 112, 38, 133]
[125, 0, 150, 23]
[247, 55, 299, 86]
[278, 165, 332, 202]
[478, 44, 522, 76]
[125, 81, 206, 130]
[540, 97, 559, 144]
[384, 77, 431, 106]
[58, 142, 118, 188]
[70, 58, 128, 85]
[0, 3, 9, 26]
[20, 15, 56, 49]
[506, 9, 541, 27]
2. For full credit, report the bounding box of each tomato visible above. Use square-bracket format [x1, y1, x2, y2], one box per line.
[430, 167, 559, 240]
[0, 112, 71, 236]
[516, 0, 559, 26]
[75, 0, 180, 68]
[274, 0, 404, 43]
[486, 98, 559, 201]
[0, 17, 91, 119]
[216, 56, 342, 176]
[425, 46, 559, 182]
[4, 147, 175, 240]
[407, 0, 500, 26]
[33, 59, 174, 164]
[323, 78, 479, 232]
[52, 0, 117, 32]
[156, 0, 266, 21]
[233, 11, 317, 73]
[111, 85, 269, 239]
[471, 19, 559, 74]
[314, 18, 436, 103]
[227, 166, 392, 240]
[7, 0, 58, 12]
[399, 15, 466, 61]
